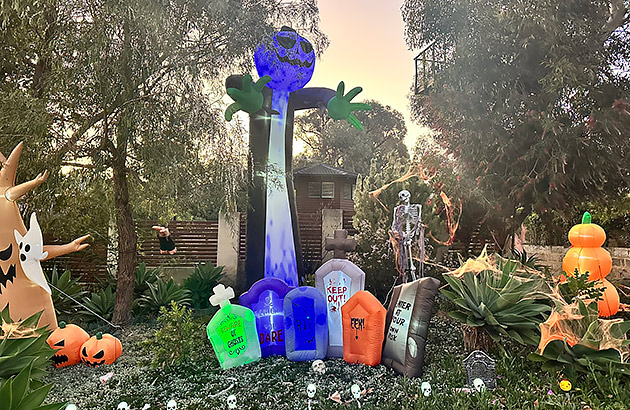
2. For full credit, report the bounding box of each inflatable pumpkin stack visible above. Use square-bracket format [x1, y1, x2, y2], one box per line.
[562, 212, 619, 317]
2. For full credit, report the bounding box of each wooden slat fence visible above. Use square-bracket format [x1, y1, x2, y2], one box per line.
[297, 211, 322, 266]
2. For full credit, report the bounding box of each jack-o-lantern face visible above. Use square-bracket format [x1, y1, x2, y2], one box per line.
[46, 321, 90, 368]
[0, 243, 16, 294]
[254, 26, 315, 92]
[80, 332, 122, 367]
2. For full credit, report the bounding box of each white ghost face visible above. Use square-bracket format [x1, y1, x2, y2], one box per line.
[311, 359, 326, 375]
[398, 190, 411, 204]
[117, 402, 129, 410]
[227, 394, 237, 409]
[167, 399, 177, 410]
[351, 384, 361, 399]
[473, 378, 486, 392]
[421, 381, 432, 397]
[307, 383, 317, 398]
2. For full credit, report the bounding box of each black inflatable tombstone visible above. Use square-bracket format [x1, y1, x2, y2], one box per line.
[381, 277, 440, 378]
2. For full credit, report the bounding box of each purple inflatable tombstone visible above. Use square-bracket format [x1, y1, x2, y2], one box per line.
[239, 278, 293, 358]
[315, 229, 365, 357]
[283, 286, 328, 361]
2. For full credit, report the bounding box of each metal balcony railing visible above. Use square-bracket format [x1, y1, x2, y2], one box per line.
[414, 39, 451, 94]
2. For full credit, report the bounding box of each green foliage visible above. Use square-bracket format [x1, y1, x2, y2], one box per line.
[80, 286, 116, 322]
[559, 269, 605, 304]
[140, 278, 192, 312]
[0, 307, 64, 410]
[46, 266, 87, 322]
[351, 157, 447, 300]
[183, 261, 224, 310]
[442, 256, 551, 346]
[508, 249, 547, 271]
[294, 100, 409, 174]
[404, 0, 630, 242]
[529, 301, 630, 377]
[134, 263, 161, 299]
[149, 302, 206, 370]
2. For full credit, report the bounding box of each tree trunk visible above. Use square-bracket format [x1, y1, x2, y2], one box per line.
[461, 325, 495, 352]
[111, 133, 137, 325]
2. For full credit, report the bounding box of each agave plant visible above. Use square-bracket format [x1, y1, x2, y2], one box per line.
[0, 307, 64, 409]
[80, 285, 116, 322]
[134, 262, 161, 298]
[442, 253, 551, 350]
[46, 266, 87, 320]
[183, 261, 224, 310]
[140, 278, 192, 313]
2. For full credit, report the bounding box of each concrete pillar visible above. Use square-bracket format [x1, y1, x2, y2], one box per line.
[218, 211, 240, 287]
[321, 209, 343, 263]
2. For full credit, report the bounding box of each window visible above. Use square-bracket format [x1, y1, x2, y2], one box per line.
[321, 182, 335, 199]
[343, 183, 355, 200]
[308, 182, 321, 198]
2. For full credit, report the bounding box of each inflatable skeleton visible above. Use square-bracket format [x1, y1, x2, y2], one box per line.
[390, 190, 424, 282]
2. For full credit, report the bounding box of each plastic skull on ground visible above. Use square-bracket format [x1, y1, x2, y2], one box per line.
[351, 384, 362, 399]
[227, 394, 237, 409]
[65, 405, 77, 410]
[421, 381, 432, 397]
[166, 399, 177, 410]
[117, 402, 129, 410]
[311, 359, 326, 375]
[307, 383, 317, 398]
[473, 378, 486, 392]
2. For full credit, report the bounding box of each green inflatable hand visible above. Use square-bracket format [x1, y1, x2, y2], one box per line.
[225, 75, 272, 121]
[326, 81, 372, 130]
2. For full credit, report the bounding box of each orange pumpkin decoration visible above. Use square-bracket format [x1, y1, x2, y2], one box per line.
[80, 332, 122, 367]
[46, 321, 90, 368]
[562, 212, 612, 281]
[596, 279, 620, 318]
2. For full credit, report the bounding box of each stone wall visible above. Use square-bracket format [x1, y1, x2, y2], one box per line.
[524, 245, 630, 282]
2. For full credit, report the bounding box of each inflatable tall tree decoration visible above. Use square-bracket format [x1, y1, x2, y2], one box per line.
[0, 142, 90, 330]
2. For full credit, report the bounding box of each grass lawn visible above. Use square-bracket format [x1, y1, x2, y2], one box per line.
[44, 308, 630, 410]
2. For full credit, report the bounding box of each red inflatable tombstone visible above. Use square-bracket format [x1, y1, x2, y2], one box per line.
[341, 291, 386, 366]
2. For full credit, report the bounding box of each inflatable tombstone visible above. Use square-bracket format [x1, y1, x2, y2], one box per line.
[315, 229, 365, 357]
[239, 278, 293, 357]
[206, 284, 261, 369]
[381, 277, 440, 377]
[283, 286, 328, 361]
[341, 291, 386, 366]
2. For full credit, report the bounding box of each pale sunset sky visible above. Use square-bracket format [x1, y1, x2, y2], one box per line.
[301, 0, 431, 153]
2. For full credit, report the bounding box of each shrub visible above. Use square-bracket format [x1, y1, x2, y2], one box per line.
[134, 262, 161, 299]
[80, 285, 116, 322]
[140, 278, 192, 313]
[183, 261, 224, 310]
[149, 301, 207, 369]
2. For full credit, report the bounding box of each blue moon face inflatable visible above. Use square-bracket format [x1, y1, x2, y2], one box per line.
[254, 26, 316, 92]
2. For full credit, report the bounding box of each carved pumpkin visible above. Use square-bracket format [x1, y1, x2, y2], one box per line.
[80, 332, 122, 367]
[562, 212, 612, 281]
[597, 279, 620, 318]
[46, 321, 90, 368]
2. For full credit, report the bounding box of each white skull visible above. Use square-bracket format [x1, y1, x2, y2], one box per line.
[311, 359, 326, 375]
[398, 189, 411, 203]
[167, 399, 177, 410]
[473, 378, 486, 392]
[227, 394, 237, 409]
[307, 383, 317, 398]
[421, 381, 432, 397]
[351, 384, 361, 399]
[65, 405, 77, 410]
[117, 403, 129, 410]
[141, 406, 150, 410]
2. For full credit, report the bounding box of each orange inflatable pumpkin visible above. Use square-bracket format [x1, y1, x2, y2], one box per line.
[46, 321, 90, 368]
[80, 332, 122, 367]
[562, 212, 612, 281]
[597, 279, 620, 318]
[341, 291, 386, 366]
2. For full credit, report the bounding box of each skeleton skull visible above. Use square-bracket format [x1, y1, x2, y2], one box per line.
[117, 403, 129, 410]
[421, 381, 432, 397]
[351, 384, 361, 399]
[398, 189, 411, 204]
[166, 399, 177, 410]
[307, 383, 317, 398]
[227, 394, 237, 409]
[311, 359, 326, 375]
[65, 405, 77, 410]
[473, 378, 486, 392]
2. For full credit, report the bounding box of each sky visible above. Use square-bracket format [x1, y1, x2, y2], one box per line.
[302, 0, 431, 153]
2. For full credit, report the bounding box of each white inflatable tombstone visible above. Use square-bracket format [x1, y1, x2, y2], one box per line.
[314, 229, 365, 357]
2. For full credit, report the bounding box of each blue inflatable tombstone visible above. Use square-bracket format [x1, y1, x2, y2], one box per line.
[283, 286, 328, 361]
[239, 278, 293, 358]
